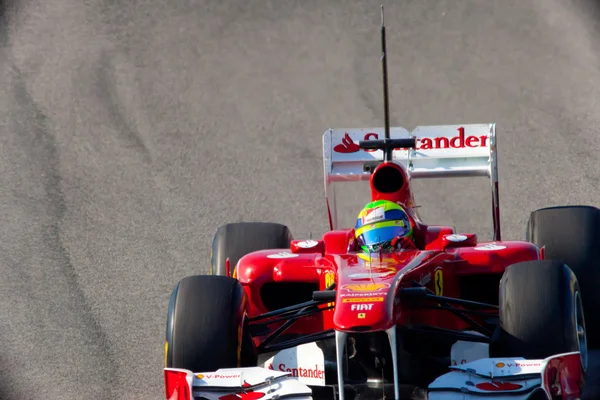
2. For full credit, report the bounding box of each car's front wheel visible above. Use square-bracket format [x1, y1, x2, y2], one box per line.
[527, 205, 600, 346]
[490, 260, 587, 373]
[211, 222, 292, 276]
[165, 275, 254, 372]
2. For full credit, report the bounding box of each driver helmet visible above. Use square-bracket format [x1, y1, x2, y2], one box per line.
[355, 200, 413, 253]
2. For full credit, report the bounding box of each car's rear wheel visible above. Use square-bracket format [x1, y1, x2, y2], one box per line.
[489, 260, 587, 373]
[210, 222, 293, 276]
[527, 205, 600, 346]
[165, 275, 254, 372]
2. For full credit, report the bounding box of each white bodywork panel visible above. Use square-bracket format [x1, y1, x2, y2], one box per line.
[257, 342, 326, 387]
[450, 333, 491, 367]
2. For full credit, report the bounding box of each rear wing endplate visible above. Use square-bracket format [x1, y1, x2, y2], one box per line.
[322, 124, 500, 240]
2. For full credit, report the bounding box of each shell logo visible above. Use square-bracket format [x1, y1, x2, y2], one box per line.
[196, 374, 204, 379]
[342, 283, 390, 292]
[495, 362, 505, 368]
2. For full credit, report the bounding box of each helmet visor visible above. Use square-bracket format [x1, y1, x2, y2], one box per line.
[356, 221, 411, 248]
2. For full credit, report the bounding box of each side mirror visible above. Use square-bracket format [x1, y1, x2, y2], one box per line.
[443, 233, 478, 248]
[290, 240, 325, 255]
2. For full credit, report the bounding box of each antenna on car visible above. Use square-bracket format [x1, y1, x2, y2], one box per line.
[358, 6, 417, 158]
[380, 5, 392, 162]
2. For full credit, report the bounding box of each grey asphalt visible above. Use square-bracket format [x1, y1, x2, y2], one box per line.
[1, 0, 599, 398]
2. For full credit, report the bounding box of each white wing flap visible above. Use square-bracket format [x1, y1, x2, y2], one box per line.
[428, 371, 543, 400]
[428, 352, 583, 399]
[449, 357, 544, 378]
[192, 367, 291, 388]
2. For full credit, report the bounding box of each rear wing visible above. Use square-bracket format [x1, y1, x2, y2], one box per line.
[322, 124, 500, 240]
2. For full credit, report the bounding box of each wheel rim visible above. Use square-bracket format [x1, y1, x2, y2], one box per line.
[575, 291, 588, 372]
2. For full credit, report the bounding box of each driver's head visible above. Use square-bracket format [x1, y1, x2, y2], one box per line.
[355, 200, 413, 253]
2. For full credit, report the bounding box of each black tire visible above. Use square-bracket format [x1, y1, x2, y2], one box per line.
[490, 260, 587, 372]
[526, 205, 600, 346]
[165, 275, 253, 372]
[210, 222, 292, 276]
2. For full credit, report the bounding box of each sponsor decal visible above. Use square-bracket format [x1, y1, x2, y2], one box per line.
[340, 292, 385, 297]
[197, 373, 242, 380]
[259, 342, 326, 387]
[267, 252, 299, 259]
[349, 272, 392, 279]
[333, 133, 360, 153]
[297, 240, 319, 249]
[475, 382, 523, 391]
[446, 234, 468, 242]
[358, 313, 366, 319]
[496, 362, 541, 368]
[434, 267, 443, 296]
[267, 363, 325, 380]
[324, 271, 335, 309]
[333, 127, 488, 154]
[370, 266, 396, 273]
[474, 244, 506, 251]
[342, 297, 383, 303]
[342, 283, 390, 292]
[325, 271, 335, 287]
[361, 206, 385, 225]
[350, 303, 374, 311]
[357, 253, 397, 264]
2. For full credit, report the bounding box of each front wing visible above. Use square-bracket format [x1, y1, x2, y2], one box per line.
[164, 351, 584, 399]
[164, 367, 312, 400]
[428, 351, 584, 399]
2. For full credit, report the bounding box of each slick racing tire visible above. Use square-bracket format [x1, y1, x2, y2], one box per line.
[527, 205, 600, 347]
[490, 260, 588, 373]
[211, 222, 292, 276]
[165, 275, 254, 372]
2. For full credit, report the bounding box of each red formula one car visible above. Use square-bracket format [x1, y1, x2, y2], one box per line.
[164, 11, 598, 399]
[164, 124, 599, 400]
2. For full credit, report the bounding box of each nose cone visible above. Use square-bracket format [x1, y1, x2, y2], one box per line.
[331, 251, 426, 332]
[333, 284, 395, 331]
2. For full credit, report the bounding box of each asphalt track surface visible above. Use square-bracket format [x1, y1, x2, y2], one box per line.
[2, 0, 600, 399]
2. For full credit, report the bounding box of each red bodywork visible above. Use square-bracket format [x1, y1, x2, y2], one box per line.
[235, 162, 541, 342]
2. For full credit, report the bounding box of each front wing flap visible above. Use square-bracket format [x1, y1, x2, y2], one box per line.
[428, 351, 584, 399]
[165, 367, 313, 400]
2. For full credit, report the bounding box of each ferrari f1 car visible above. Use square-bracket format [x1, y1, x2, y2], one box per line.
[164, 123, 600, 400]
[164, 11, 597, 400]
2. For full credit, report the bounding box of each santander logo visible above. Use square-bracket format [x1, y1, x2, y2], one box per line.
[333, 133, 361, 153]
[333, 127, 488, 153]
